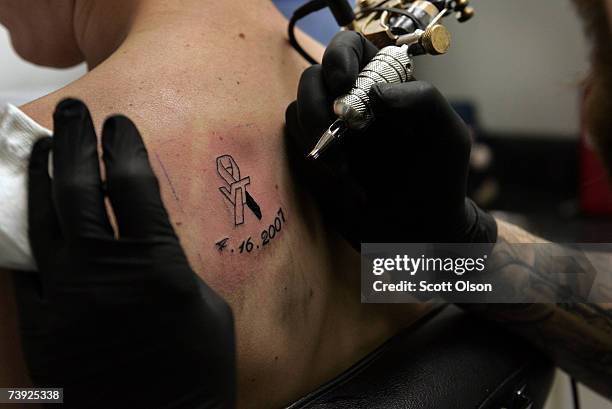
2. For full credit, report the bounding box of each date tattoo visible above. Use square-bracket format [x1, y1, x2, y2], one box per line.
[216, 208, 286, 254]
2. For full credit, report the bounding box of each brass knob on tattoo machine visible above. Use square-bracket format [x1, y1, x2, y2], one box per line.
[420, 24, 451, 55]
[455, 0, 469, 11]
[457, 7, 475, 22]
[453, 0, 475, 23]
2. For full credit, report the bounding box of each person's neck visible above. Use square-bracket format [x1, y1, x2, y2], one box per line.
[72, 0, 279, 70]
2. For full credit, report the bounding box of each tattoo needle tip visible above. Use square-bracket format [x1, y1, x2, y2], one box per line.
[305, 119, 348, 160]
[307, 149, 320, 160]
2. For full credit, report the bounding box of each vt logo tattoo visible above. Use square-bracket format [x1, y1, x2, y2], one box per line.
[216, 155, 262, 226]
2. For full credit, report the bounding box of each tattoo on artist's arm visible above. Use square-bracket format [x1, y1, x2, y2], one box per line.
[462, 220, 612, 399]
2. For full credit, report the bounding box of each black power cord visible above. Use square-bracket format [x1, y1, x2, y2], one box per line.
[327, 0, 356, 26]
[571, 377, 581, 409]
[288, 0, 327, 64]
[288, 0, 355, 65]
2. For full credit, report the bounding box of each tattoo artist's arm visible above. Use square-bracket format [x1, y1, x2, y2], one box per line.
[462, 220, 612, 399]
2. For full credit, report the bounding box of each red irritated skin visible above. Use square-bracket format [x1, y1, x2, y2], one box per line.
[0, 0, 432, 407]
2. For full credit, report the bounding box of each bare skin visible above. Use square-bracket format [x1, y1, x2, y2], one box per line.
[0, 1, 430, 407]
[2, 0, 610, 406]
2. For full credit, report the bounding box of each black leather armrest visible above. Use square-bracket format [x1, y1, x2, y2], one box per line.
[288, 306, 554, 409]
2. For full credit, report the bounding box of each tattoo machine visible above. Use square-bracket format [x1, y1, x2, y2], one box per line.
[288, 0, 475, 159]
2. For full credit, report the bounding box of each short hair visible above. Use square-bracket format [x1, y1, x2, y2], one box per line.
[573, 0, 612, 178]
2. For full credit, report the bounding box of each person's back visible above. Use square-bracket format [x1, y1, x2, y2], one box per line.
[0, 1, 429, 406]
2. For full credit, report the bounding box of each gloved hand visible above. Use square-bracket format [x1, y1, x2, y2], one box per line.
[286, 31, 497, 250]
[13, 99, 235, 409]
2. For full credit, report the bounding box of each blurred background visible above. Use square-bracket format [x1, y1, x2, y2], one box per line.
[1, 1, 611, 408]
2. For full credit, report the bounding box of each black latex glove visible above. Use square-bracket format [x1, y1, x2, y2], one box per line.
[13, 99, 235, 409]
[286, 31, 497, 250]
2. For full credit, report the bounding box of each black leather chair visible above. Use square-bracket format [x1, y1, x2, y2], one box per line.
[287, 306, 554, 409]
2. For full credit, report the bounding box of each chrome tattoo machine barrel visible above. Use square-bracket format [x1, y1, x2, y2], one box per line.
[307, 0, 475, 160]
[309, 45, 414, 159]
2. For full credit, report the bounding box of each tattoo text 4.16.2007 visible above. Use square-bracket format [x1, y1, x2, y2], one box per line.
[216, 208, 286, 254]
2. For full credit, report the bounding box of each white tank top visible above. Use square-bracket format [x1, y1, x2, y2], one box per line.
[0, 104, 51, 271]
